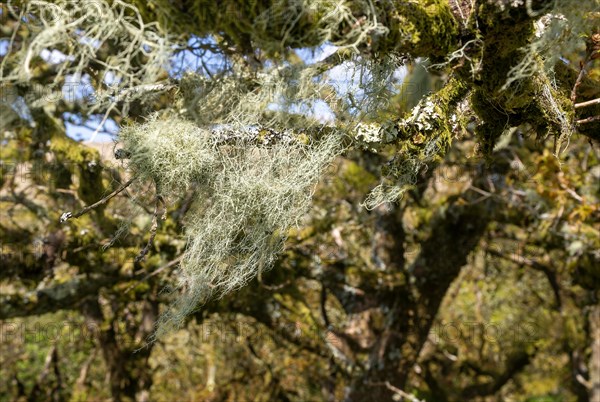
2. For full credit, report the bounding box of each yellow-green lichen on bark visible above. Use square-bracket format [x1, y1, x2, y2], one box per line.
[469, 1, 538, 154]
[47, 126, 105, 206]
[385, 0, 459, 58]
[468, 0, 600, 154]
[361, 77, 468, 209]
[27, 110, 112, 232]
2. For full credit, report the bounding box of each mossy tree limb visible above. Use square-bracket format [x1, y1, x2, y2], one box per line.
[132, 0, 460, 57]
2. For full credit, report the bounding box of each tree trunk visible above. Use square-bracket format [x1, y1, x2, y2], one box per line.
[82, 299, 156, 402]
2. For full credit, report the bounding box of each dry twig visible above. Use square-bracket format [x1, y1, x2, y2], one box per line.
[135, 194, 167, 262]
[60, 177, 136, 223]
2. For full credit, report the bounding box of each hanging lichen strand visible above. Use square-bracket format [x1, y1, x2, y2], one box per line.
[0, 0, 174, 115]
[120, 117, 343, 335]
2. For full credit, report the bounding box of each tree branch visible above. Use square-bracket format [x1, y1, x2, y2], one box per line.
[575, 98, 600, 109]
[60, 177, 136, 223]
[0, 275, 115, 319]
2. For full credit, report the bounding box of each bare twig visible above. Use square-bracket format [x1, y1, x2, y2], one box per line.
[76, 349, 97, 388]
[559, 183, 584, 203]
[135, 194, 166, 263]
[258, 280, 291, 291]
[484, 247, 561, 308]
[320, 285, 330, 328]
[86, 103, 115, 144]
[574, 97, 600, 109]
[134, 254, 183, 276]
[60, 177, 136, 223]
[257, 268, 291, 290]
[382, 381, 424, 402]
[29, 346, 61, 401]
[576, 115, 600, 125]
[575, 373, 592, 390]
[571, 60, 587, 103]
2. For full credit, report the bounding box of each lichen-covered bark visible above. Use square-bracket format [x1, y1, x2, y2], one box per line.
[357, 77, 468, 150]
[465, 0, 598, 152]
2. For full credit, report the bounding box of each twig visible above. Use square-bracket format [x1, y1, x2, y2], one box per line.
[559, 183, 584, 203]
[134, 254, 183, 276]
[135, 195, 166, 262]
[468, 185, 493, 197]
[574, 97, 600, 109]
[29, 346, 60, 401]
[320, 285, 330, 328]
[383, 382, 424, 402]
[86, 103, 115, 143]
[114, 83, 175, 102]
[467, 185, 493, 204]
[575, 373, 592, 390]
[257, 268, 291, 290]
[258, 280, 291, 291]
[75, 349, 97, 389]
[571, 60, 587, 103]
[52, 345, 63, 398]
[60, 177, 136, 223]
[576, 115, 600, 125]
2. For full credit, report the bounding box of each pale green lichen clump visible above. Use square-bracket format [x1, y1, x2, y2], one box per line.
[120, 117, 218, 194]
[120, 117, 342, 335]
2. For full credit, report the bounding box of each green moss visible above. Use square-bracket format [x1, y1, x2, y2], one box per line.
[467, 2, 537, 154]
[50, 135, 105, 206]
[387, 0, 459, 58]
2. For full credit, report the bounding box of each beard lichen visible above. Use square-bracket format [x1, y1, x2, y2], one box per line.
[131, 0, 459, 57]
[503, 0, 600, 89]
[120, 116, 343, 335]
[0, 0, 174, 116]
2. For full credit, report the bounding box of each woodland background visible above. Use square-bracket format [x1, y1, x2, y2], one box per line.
[0, 1, 599, 401]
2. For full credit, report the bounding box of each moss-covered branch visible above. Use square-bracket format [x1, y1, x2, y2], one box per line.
[467, 0, 600, 152]
[356, 77, 469, 208]
[132, 0, 460, 57]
